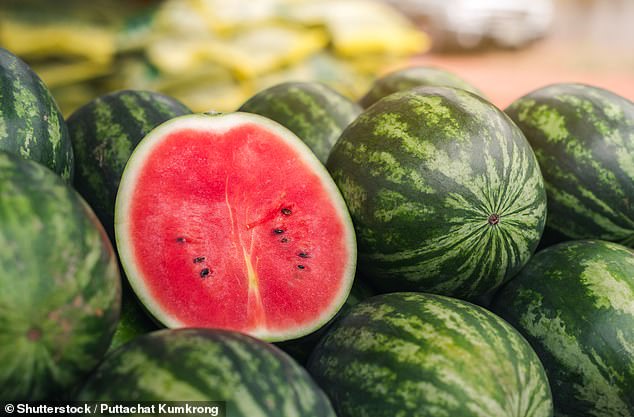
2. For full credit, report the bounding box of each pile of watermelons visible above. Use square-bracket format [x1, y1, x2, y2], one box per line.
[1, 45, 633, 417]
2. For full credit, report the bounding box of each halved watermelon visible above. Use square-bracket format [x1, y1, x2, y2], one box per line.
[115, 113, 356, 342]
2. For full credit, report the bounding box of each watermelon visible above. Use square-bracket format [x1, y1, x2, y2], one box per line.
[327, 87, 546, 299]
[0, 151, 121, 400]
[67, 89, 191, 239]
[359, 66, 484, 108]
[239, 81, 361, 163]
[307, 292, 554, 417]
[0, 47, 74, 181]
[491, 240, 634, 417]
[115, 113, 356, 341]
[505, 83, 634, 247]
[77, 328, 337, 416]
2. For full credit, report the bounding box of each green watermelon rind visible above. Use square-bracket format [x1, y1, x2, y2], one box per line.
[327, 86, 547, 299]
[114, 112, 356, 342]
[0, 48, 74, 182]
[491, 239, 634, 416]
[0, 151, 121, 400]
[359, 66, 485, 108]
[239, 81, 362, 164]
[505, 83, 634, 247]
[307, 292, 554, 417]
[77, 328, 337, 417]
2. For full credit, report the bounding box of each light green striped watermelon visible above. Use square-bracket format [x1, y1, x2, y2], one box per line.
[308, 292, 553, 417]
[492, 240, 634, 417]
[359, 66, 484, 108]
[0, 47, 74, 181]
[327, 86, 546, 299]
[78, 328, 336, 416]
[239, 81, 361, 163]
[0, 151, 121, 400]
[67, 89, 191, 239]
[505, 83, 634, 247]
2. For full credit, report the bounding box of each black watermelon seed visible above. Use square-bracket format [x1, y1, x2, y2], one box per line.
[297, 265, 305, 270]
[273, 229, 285, 234]
[176, 237, 186, 243]
[193, 257, 205, 263]
[200, 268, 210, 278]
[298, 252, 309, 258]
[280, 237, 289, 243]
[281, 208, 292, 215]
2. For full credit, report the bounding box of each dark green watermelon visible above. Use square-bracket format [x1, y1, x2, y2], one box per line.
[0, 151, 121, 400]
[308, 292, 554, 417]
[67, 90, 191, 239]
[491, 240, 634, 417]
[506, 83, 634, 247]
[327, 86, 547, 299]
[0, 47, 74, 181]
[78, 328, 336, 417]
[359, 66, 484, 108]
[239, 81, 361, 163]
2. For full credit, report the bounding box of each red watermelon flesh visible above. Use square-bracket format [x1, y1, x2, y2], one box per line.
[115, 113, 356, 341]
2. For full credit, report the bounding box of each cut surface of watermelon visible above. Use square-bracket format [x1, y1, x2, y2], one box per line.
[115, 113, 356, 341]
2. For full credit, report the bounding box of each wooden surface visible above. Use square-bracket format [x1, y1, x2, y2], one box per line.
[408, 0, 634, 108]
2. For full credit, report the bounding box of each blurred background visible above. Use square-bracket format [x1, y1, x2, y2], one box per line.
[2, 0, 633, 115]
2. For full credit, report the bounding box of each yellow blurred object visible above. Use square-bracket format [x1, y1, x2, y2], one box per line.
[3, 0, 431, 114]
[164, 80, 252, 113]
[0, 19, 115, 65]
[31, 61, 112, 89]
[147, 24, 328, 79]
[250, 52, 375, 99]
[290, 0, 430, 56]
[190, 0, 291, 34]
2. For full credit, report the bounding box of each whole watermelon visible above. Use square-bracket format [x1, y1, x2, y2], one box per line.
[492, 240, 634, 417]
[239, 81, 361, 163]
[0, 151, 121, 400]
[308, 292, 554, 417]
[327, 86, 546, 299]
[359, 65, 484, 108]
[67, 89, 191, 239]
[0, 47, 74, 181]
[78, 328, 336, 417]
[506, 83, 634, 247]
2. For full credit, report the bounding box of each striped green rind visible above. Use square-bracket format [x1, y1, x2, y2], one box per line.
[277, 278, 375, 364]
[327, 86, 546, 299]
[78, 328, 336, 417]
[239, 81, 361, 163]
[67, 90, 191, 239]
[505, 83, 634, 247]
[0, 47, 74, 181]
[307, 292, 553, 417]
[0, 151, 121, 400]
[491, 240, 634, 417]
[359, 66, 484, 108]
